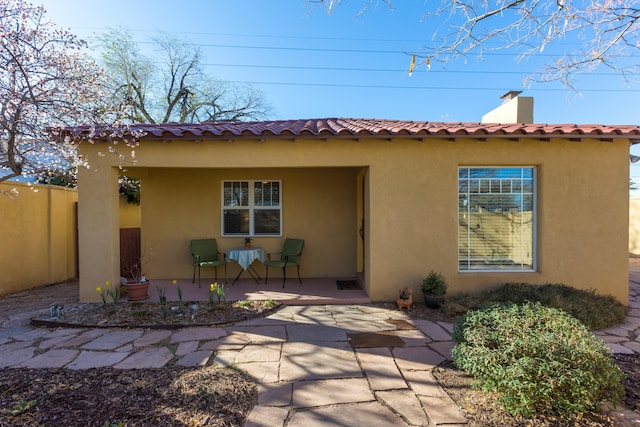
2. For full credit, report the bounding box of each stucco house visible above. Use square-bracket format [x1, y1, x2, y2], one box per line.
[68, 99, 640, 305]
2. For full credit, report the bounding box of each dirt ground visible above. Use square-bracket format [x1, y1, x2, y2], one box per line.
[0, 282, 638, 426]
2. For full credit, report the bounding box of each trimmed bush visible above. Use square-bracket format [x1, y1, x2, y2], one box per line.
[452, 302, 623, 417]
[443, 282, 625, 330]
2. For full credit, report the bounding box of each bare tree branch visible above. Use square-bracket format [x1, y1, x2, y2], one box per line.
[99, 30, 272, 124]
[309, 0, 640, 87]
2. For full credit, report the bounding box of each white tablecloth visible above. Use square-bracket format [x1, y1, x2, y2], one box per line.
[227, 247, 265, 270]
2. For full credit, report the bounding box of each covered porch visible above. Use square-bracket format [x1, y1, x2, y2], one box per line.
[121, 276, 370, 305]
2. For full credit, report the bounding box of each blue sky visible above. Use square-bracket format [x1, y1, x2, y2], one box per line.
[37, 0, 640, 188]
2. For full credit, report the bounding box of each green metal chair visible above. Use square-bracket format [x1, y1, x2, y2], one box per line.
[191, 238, 226, 288]
[264, 238, 304, 288]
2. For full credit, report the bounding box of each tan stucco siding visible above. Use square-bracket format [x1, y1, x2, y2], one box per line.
[448, 139, 629, 304]
[78, 136, 630, 304]
[119, 196, 141, 228]
[630, 198, 640, 255]
[77, 164, 120, 302]
[0, 182, 77, 295]
[140, 167, 358, 281]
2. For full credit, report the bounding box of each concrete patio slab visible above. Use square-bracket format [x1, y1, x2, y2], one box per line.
[234, 343, 281, 364]
[53, 328, 109, 348]
[419, 395, 468, 425]
[227, 325, 287, 343]
[287, 401, 406, 427]
[356, 347, 407, 391]
[286, 324, 348, 342]
[291, 378, 374, 408]
[280, 341, 362, 381]
[0, 339, 36, 353]
[115, 344, 133, 352]
[403, 369, 444, 397]
[236, 361, 281, 384]
[609, 343, 635, 354]
[19, 349, 79, 368]
[623, 341, 640, 353]
[0, 326, 32, 340]
[339, 319, 398, 333]
[199, 334, 251, 351]
[81, 330, 143, 350]
[12, 327, 50, 342]
[376, 390, 429, 426]
[67, 350, 129, 369]
[175, 340, 199, 356]
[258, 382, 293, 406]
[0, 347, 35, 367]
[42, 328, 81, 339]
[176, 350, 213, 367]
[390, 329, 432, 347]
[169, 326, 226, 343]
[39, 334, 82, 350]
[429, 340, 455, 359]
[114, 347, 174, 369]
[393, 346, 447, 371]
[133, 330, 172, 347]
[211, 349, 238, 368]
[244, 405, 289, 427]
[413, 319, 454, 341]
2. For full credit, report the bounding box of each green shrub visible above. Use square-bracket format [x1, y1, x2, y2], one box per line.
[441, 292, 483, 317]
[443, 282, 625, 330]
[484, 283, 626, 330]
[421, 271, 447, 295]
[452, 302, 623, 417]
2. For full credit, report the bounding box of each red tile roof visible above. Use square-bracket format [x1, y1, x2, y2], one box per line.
[62, 118, 640, 141]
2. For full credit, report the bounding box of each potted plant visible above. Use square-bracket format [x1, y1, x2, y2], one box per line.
[421, 271, 447, 308]
[244, 236, 252, 249]
[123, 254, 150, 301]
[396, 286, 413, 309]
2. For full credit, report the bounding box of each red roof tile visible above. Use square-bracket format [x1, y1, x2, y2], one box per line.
[60, 118, 640, 141]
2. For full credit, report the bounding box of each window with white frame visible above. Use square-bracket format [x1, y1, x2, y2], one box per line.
[222, 180, 281, 236]
[458, 167, 535, 271]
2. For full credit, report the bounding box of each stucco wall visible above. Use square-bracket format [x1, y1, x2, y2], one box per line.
[630, 198, 640, 255]
[0, 181, 77, 296]
[140, 167, 357, 281]
[119, 196, 141, 228]
[77, 135, 630, 304]
[481, 96, 534, 124]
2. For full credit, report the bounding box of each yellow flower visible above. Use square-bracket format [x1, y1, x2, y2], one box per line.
[172, 280, 177, 285]
[210, 283, 215, 292]
[105, 280, 111, 287]
[96, 287, 102, 293]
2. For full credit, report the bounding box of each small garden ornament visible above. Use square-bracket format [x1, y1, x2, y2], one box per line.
[396, 286, 413, 309]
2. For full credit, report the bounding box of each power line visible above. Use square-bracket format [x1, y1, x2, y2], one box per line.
[85, 38, 631, 60]
[203, 62, 625, 77]
[80, 27, 600, 51]
[225, 80, 640, 92]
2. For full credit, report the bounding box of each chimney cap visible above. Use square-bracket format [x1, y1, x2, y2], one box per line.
[500, 90, 523, 102]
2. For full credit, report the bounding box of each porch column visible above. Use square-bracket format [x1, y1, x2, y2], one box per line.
[77, 165, 120, 302]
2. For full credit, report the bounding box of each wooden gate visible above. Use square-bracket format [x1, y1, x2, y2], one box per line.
[120, 228, 141, 279]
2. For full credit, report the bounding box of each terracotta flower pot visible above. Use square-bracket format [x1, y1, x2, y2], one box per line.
[397, 288, 412, 309]
[125, 281, 150, 301]
[396, 297, 412, 309]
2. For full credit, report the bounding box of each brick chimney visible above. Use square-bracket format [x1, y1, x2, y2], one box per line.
[481, 91, 534, 124]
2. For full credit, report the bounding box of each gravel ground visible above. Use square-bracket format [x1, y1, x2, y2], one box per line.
[0, 282, 638, 426]
[0, 366, 256, 426]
